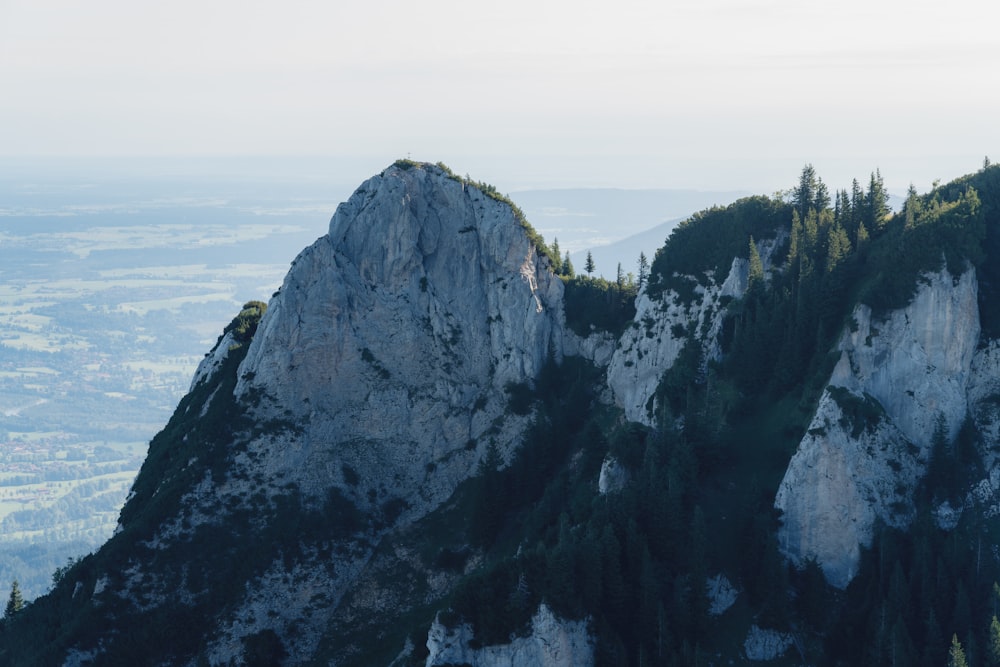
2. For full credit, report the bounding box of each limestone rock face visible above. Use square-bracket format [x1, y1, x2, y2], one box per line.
[233, 163, 566, 517]
[606, 236, 783, 425]
[84, 163, 573, 665]
[963, 341, 1000, 515]
[425, 604, 594, 667]
[776, 267, 981, 587]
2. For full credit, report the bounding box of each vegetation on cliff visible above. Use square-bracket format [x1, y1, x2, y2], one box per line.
[4, 163, 1000, 666]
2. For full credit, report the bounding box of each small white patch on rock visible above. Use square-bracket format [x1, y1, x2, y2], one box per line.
[706, 573, 738, 616]
[598, 456, 628, 495]
[425, 604, 593, 667]
[743, 625, 793, 662]
[935, 500, 962, 530]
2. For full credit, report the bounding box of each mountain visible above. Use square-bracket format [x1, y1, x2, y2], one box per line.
[4, 160, 1000, 666]
[508, 188, 747, 280]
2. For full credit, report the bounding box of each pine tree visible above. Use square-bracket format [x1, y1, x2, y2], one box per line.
[4, 580, 23, 619]
[747, 236, 764, 287]
[856, 220, 869, 248]
[793, 164, 818, 219]
[867, 169, 890, 231]
[551, 237, 561, 268]
[825, 223, 851, 273]
[562, 251, 575, 278]
[788, 210, 802, 267]
[585, 251, 596, 276]
[850, 178, 865, 235]
[814, 177, 831, 212]
[949, 633, 969, 667]
[637, 252, 649, 289]
[988, 615, 1000, 666]
[904, 184, 921, 228]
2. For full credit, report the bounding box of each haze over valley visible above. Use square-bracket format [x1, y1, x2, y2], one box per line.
[0, 161, 742, 598]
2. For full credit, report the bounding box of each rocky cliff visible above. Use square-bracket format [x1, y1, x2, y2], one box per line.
[606, 235, 783, 425]
[6, 162, 577, 666]
[6, 161, 1000, 667]
[232, 162, 565, 517]
[775, 267, 988, 587]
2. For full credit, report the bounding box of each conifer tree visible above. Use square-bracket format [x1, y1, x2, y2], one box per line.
[825, 223, 851, 272]
[949, 633, 969, 667]
[4, 580, 23, 619]
[788, 210, 802, 267]
[748, 236, 764, 286]
[585, 251, 596, 276]
[988, 615, 1000, 666]
[551, 238, 562, 271]
[867, 169, 890, 230]
[814, 177, 831, 212]
[850, 178, 865, 234]
[637, 252, 649, 289]
[856, 220, 869, 248]
[562, 251, 575, 278]
[793, 164, 818, 219]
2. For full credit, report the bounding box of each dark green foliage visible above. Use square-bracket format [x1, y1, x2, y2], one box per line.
[647, 195, 791, 301]
[827, 385, 886, 438]
[243, 629, 288, 666]
[562, 275, 638, 337]
[9, 163, 1000, 666]
[504, 381, 534, 416]
[824, 508, 1000, 667]
[222, 300, 267, 345]
[3, 582, 23, 620]
[858, 182, 985, 315]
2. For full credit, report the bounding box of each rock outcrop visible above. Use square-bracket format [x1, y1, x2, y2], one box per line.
[776, 267, 981, 587]
[232, 163, 566, 518]
[425, 604, 594, 667]
[606, 236, 782, 425]
[43, 162, 576, 666]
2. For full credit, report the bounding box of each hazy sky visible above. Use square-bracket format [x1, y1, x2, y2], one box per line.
[2, 0, 997, 193]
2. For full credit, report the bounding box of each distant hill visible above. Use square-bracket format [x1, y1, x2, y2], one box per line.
[510, 188, 747, 274]
[569, 215, 685, 280]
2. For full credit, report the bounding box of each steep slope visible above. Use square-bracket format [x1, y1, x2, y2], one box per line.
[7, 161, 1000, 667]
[0, 162, 571, 666]
[231, 160, 565, 519]
[776, 267, 981, 587]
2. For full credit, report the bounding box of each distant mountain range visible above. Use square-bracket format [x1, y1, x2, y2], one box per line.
[511, 187, 748, 277]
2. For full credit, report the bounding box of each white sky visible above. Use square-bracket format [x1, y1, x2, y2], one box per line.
[2, 0, 998, 192]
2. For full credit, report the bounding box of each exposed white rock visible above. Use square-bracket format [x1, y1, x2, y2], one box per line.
[563, 330, 616, 368]
[232, 163, 567, 520]
[62, 648, 100, 667]
[87, 163, 573, 666]
[598, 456, 628, 495]
[934, 500, 962, 530]
[830, 268, 979, 448]
[961, 340, 1000, 515]
[205, 552, 370, 665]
[189, 331, 237, 390]
[775, 392, 920, 587]
[743, 625, 793, 661]
[706, 573, 738, 616]
[607, 236, 783, 425]
[777, 267, 981, 587]
[425, 604, 594, 667]
[968, 341, 1000, 460]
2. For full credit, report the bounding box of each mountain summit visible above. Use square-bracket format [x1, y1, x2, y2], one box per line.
[6, 161, 1000, 666]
